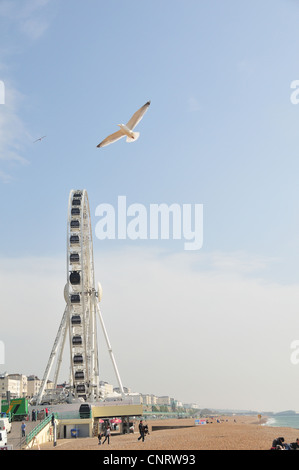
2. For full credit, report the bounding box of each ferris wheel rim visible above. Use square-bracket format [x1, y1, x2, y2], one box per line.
[67, 189, 98, 399]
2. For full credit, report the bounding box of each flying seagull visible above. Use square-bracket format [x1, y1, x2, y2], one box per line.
[97, 101, 150, 148]
[33, 135, 46, 143]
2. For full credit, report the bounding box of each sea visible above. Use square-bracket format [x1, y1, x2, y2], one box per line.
[265, 415, 299, 430]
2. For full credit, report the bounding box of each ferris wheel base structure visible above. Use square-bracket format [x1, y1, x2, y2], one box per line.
[36, 190, 124, 405]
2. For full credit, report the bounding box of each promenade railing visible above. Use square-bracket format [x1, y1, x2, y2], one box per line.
[25, 413, 58, 447]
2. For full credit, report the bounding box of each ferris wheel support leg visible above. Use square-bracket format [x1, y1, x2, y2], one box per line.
[91, 307, 100, 400]
[36, 306, 68, 405]
[53, 311, 69, 389]
[96, 303, 125, 397]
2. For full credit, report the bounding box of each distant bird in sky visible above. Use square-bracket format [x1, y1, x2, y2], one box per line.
[97, 101, 150, 148]
[33, 135, 46, 143]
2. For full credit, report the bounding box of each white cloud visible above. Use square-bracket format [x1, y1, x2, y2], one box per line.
[21, 18, 49, 41]
[198, 250, 278, 274]
[237, 58, 257, 76]
[0, 82, 30, 181]
[187, 96, 201, 112]
[95, 249, 299, 412]
[0, 0, 52, 180]
[0, 247, 298, 412]
[0, 0, 50, 40]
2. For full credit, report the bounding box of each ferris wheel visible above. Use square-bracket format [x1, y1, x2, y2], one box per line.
[36, 189, 124, 404]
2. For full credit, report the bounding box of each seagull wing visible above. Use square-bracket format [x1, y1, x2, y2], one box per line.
[97, 130, 125, 148]
[126, 101, 151, 130]
[33, 135, 46, 143]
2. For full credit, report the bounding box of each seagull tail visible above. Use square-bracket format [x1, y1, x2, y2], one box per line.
[126, 131, 140, 143]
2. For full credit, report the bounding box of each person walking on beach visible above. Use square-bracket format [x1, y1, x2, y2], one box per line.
[138, 420, 145, 442]
[102, 426, 111, 445]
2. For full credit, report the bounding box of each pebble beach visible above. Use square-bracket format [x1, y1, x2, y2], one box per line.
[34, 416, 299, 451]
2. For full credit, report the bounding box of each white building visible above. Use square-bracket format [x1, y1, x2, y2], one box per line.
[27, 376, 42, 398]
[100, 381, 114, 397]
[113, 386, 131, 394]
[183, 403, 200, 410]
[157, 396, 171, 406]
[0, 373, 21, 399]
[126, 393, 142, 405]
[8, 374, 28, 397]
[141, 394, 152, 405]
[151, 394, 158, 405]
[45, 380, 54, 391]
[173, 400, 183, 408]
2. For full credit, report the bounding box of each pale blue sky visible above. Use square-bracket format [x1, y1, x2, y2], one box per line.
[1, 0, 299, 273]
[1, 0, 299, 411]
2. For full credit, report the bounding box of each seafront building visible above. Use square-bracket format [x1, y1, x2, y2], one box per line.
[0, 373, 22, 398]
[0, 371, 198, 413]
[183, 403, 200, 410]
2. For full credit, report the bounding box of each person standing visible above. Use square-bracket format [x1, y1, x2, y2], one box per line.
[21, 421, 26, 437]
[138, 420, 145, 442]
[102, 426, 111, 445]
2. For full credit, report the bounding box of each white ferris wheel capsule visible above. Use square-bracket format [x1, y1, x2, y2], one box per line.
[36, 190, 124, 405]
